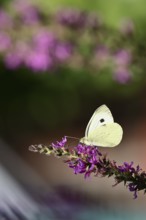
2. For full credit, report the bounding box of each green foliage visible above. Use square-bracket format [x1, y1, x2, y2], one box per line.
[0, 66, 144, 138]
[36, 0, 146, 27]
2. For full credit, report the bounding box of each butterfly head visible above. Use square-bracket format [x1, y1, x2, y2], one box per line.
[80, 137, 94, 146]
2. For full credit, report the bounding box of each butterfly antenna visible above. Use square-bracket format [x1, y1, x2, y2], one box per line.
[65, 136, 80, 141]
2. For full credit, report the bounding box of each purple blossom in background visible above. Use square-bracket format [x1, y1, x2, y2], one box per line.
[13, 0, 40, 25]
[0, 10, 13, 28]
[4, 41, 30, 69]
[13, 0, 28, 12]
[0, 32, 11, 52]
[33, 31, 56, 52]
[25, 51, 52, 72]
[113, 67, 132, 84]
[55, 43, 72, 61]
[4, 52, 22, 69]
[57, 9, 87, 29]
[114, 49, 131, 67]
[0, 2, 139, 83]
[15, 41, 30, 59]
[21, 6, 40, 25]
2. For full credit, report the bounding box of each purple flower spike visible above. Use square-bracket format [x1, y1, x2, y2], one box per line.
[29, 137, 146, 199]
[52, 136, 67, 149]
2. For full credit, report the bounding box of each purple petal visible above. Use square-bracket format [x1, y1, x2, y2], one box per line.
[52, 136, 67, 148]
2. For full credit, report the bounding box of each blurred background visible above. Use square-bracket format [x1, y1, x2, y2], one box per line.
[0, 0, 146, 219]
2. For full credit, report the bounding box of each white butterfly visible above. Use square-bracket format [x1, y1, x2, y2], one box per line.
[80, 104, 123, 147]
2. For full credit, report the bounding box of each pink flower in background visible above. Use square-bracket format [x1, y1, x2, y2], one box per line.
[54, 43, 72, 61]
[57, 9, 87, 29]
[12, 0, 28, 12]
[13, 0, 40, 25]
[33, 31, 56, 52]
[15, 41, 30, 58]
[112, 49, 132, 84]
[113, 67, 132, 84]
[0, 10, 13, 28]
[114, 49, 131, 67]
[25, 51, 52, 72]
[21, 6, 40, 25]
[0, 32, 11, 52]
[4, 52, 22, 69]
[0, 2, 138, 84]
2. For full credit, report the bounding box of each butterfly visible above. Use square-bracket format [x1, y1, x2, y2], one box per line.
[80, 104, 123, 147]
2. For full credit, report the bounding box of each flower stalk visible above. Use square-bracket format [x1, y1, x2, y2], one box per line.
[29, 136, 146, 199]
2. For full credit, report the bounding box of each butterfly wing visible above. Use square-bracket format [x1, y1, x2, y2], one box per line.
[88, 123, 123, 147]
[85, 105, 114, 137]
